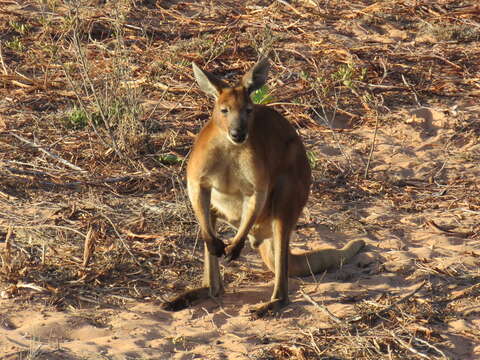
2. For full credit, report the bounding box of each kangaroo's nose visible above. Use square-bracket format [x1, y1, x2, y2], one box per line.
[229, 128, 247, 144]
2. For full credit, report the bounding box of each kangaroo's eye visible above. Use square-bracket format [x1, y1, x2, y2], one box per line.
[220, 108, 228, 114]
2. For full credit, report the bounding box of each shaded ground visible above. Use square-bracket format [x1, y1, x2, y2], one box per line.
[1, 0, 479, 359]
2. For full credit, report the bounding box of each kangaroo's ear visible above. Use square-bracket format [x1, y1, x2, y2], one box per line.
[242, 58, 269, 94]
[192, 62, 227, 99]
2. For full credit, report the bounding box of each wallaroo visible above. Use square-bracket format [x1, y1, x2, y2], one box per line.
[162, 58, 365, 317]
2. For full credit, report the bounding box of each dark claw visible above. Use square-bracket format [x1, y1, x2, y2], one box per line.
[162, 287, 211, 312]
[249, 303, 277, 319]
[250, 307, 269, 319]
[161, 298, 189, 312]
[225, 241, 245, 262]
[206, 237, 226, 257]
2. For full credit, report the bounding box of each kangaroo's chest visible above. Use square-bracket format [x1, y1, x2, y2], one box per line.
[207, 156, 256, 223]
[211, 163, 253, 194]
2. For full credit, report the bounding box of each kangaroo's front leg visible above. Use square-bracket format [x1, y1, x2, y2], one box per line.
[188, 182, 226, 257]
[162, 240, 223, 311]
[225, 190, 267, 262]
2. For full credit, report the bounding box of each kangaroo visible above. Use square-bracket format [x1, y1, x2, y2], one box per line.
[162, 58, 365, 317]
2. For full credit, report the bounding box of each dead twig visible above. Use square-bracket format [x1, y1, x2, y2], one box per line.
[301, 290, 344, 325]
[364, 109, 380, 179]
[0, 41, 8, 75]
[276, 0, 306, 18]
[16, 282, 49, 293]
[1, 226, 13, 271]
[414, 337, 449, 360]
[401, 74, 421, 107]
[99, 213, 141, 267]
[450, 283, 480, 301]
[82, 226, 95, 268]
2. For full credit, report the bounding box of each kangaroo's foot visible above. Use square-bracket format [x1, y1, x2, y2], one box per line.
[250, 298, 289, 319]
[161, 287, 212, 311]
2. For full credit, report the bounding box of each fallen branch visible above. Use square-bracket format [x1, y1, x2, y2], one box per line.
[100, 213, 141, 267]
[346, 281, 427, 323]
[391, 331, 431, 360]
[2, 167, 148, 189]
[14, 225, 87, 239]
[9, 133, 86, 173]
[16, 282, 49, 293]
[426, 220, 473, 238]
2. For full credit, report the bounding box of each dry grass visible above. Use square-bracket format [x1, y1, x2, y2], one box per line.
[1, 0, 479, 359]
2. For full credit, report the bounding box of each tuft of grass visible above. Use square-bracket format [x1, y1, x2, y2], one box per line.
[6, 37, 24, 51]
[248, 26, 281, 58]
[10, 21, 31, 35]
[63, 106, 89, 130]
[61, 3, 147, 159]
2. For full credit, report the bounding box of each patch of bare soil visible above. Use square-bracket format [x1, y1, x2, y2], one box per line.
[1, 1, 479, 359]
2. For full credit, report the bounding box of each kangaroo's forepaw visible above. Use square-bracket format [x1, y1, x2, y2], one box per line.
[225, 240, 245, 262]
[206, 237, 226, 257]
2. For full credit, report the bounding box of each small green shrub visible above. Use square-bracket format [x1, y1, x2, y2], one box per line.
[63, 106, 103, 130]
[63, 107, 89, 130]
[6, 37, 24, 51]
[332, 63, 367, 89]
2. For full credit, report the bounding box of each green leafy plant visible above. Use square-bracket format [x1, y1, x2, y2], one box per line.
[251, 85, 274, 105]
[159, 153, 182, 165]
[332, 62, 366, 89]
[306, 150, 317, 169]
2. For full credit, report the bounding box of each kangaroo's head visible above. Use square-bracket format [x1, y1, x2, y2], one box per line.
[192, 58, 269, 145]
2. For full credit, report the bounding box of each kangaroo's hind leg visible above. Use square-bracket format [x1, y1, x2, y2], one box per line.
[251, 175, 304, 318]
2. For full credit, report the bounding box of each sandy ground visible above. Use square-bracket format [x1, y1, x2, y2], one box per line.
[1, 103, 479, 359]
